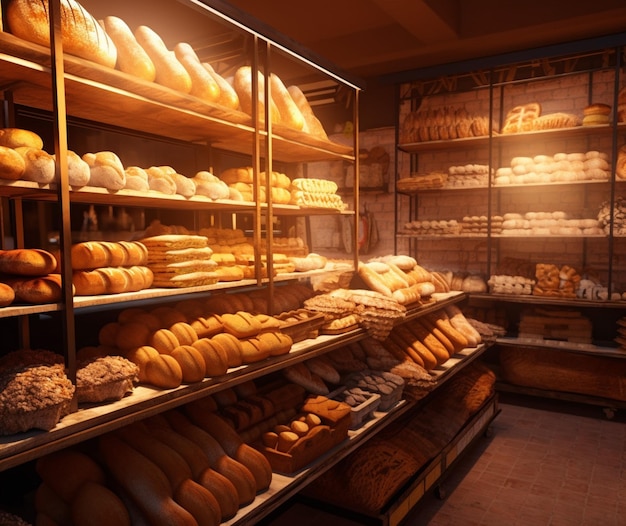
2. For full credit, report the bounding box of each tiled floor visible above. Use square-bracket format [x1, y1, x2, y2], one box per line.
[264, 394, 626, 526]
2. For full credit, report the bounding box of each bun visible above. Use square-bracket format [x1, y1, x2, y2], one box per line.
[102, 16, 156, 81]
[82, 151, 126, 190]
[0, 145, 25, 180]
[0, 128, 43, 149]
[16, 147, 55, 184]
[64, 150, 91, 187]
[6, 0, 117, 68]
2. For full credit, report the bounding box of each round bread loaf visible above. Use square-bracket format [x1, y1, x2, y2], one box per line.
[115, 322, 152, 351]
[16, 147, 55, 184]
[0, 146, 25, 180]
[170, 345, 206, 383]
[150, 328, 180, 354]
[0, 282, 15, 307]
[144, 353, 183, 388]
[0, 128, 43, 149]
[191, 338, 229, 376]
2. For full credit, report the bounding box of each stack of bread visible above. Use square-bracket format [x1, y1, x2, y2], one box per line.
[582, 103, 612, 126]
[399, 106, 493, 143]
[494, 150, 610, 185]
[488, 275, 535, 295]
[402, 219, 461, 236]
[396, 172, 447, 191]
[446, 164, 492, 187]
[290, 178, 345, 209]
[498, 211, 603, 236]
[0, 248, 68, 305]
[139, 234, 219, 288]
[70, 240, 154, 295]
[358, 257, 436, 305]
[533, 263, 580, 298]
[0, 349, 75, 435]
[460, 215, 504, 235]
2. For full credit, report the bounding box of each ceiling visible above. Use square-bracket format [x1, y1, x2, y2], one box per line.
[221, 0, 626, 84]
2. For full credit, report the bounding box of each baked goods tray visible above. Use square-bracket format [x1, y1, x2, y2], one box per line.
[328, 386, 382, 429]
[277, 309, 327, 343]
[256, 411, 351, 474]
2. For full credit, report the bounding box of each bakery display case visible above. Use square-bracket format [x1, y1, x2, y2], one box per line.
[395, 38, 626, 404]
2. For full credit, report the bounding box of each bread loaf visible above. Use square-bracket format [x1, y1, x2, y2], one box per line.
[102, 16, 156, 81]
[82, 151, 126, 190]
[63, 150, 91, 187]
[0, 145, 25, 180]
[202, 62, 239, 109]
[233, 66, 280, 124]
[70, 481, 131, 526]
[0, 128, 44, 149]
[134, 26, 192, 93]
[269, 73, 305, 130]
[174, 43, 220, 103]
[0, 248, 57, 276]
[16, 147, 55, 184]
[144, 354, 183, 388]
[6, 0, 117, 68]
[287, 85, 328, 139]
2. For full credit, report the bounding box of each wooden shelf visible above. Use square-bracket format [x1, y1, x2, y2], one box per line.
[495, 336, 625, 359]
[469, 292, 626, 309]
[0, 33, 354, 165]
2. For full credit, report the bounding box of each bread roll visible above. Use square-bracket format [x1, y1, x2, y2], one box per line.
[124, 166, 150, 191]
[82, 151, 125, 190]
[16, 147, 55, 184]
[0, 128, 44, 149]
[144, 353, 183, 388]
[0, 282, 15, 306]
[134, 26, 192, 93]
[63, 150, 91, 187]
[7, 274, 66, 304]
[102, 16, 156, 81]
[0, 248, 57, 276]
[146, 166, 177, 195]
[0, 145, 25, 180]
[6, 0, 117, 68]
[174, 42, 220, 103]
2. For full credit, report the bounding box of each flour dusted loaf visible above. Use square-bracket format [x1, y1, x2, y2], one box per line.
[6, 0, 117, 68]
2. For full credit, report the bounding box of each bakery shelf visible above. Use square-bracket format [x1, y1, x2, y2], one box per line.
[0, 33, 354, 164]
[0, 303, 63, 319]
[0, 328, 366, 472]
[396, 233, 488, 240]
[495, 336, 625, 359]
[468, 292, 626, 309]
[223, 340, 491, 525]
[398, 135, 490, 154]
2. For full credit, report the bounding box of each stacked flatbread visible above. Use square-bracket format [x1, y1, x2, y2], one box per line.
[140, 234, 218, 287]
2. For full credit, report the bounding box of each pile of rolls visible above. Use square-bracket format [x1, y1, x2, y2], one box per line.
[494, 151, 610, 185]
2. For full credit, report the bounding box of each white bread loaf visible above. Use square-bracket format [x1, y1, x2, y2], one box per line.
[82, 151, 125, 190]
[102, 16, 156, 81]
[6, 0, 117, 68]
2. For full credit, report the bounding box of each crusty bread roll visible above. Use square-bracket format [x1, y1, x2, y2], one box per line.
[16, 147, 55, 184]
[124, 166, 150, 192]
[6, 274, 67, 304]
[134, 25, 192, 93]
[0, 248, 57, 276]
[192, 171, 230, 200]
[6, 0, 117, 68]
[174, 42, 220, 103]
[0, 128, 44, 149]
[55, 150, 91, 187]
[0, 145, 25, 180]
[82, 151, 125, 190]
[102, 16, 156, 81]
[0, 282, 15, 306]
[146, 166, 177, 195]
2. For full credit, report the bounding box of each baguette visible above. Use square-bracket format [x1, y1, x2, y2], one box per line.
[287, 85, 328, 139]
[233, 66, 280, 124]
[269, 73, 305, 130]
[425, 310, 469, 352]
[134, 26, 192, 93]
[202, 62, 239, 109]
[98, 434, 196, 525]
[102, 16, 156, 81]
[406, 320, 450, 365]
[174, 42, 220, 103]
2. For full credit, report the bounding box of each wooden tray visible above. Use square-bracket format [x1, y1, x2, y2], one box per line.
[328, 386, 381, 429]
[277, 309, 327, 343]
